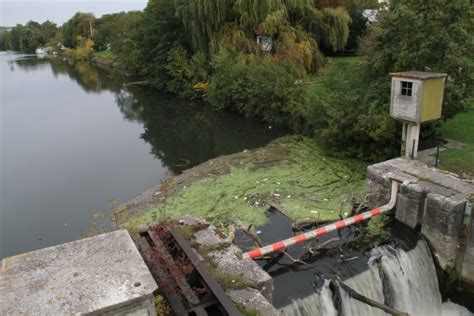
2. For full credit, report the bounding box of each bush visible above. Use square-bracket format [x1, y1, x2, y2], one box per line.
[206, 51, 311, 131]
[313, 61, 399, 161]
[165, 46, 210, 98]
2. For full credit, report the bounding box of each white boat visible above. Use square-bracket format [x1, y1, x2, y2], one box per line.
[35, 47, 48, 55]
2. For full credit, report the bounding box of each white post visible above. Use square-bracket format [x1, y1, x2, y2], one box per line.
[401, 123, 407, 156]
[405, 123, 420, 159]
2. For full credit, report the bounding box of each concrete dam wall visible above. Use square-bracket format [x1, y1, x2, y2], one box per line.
[365, 157, 474, 286]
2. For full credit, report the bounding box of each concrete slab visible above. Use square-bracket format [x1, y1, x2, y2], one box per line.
[227, 288, 280, 315]
[0, 230, 158, 316]
[209, 245, 274, 301]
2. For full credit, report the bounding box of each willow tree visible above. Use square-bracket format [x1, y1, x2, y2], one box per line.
[175, 0, 234, 52]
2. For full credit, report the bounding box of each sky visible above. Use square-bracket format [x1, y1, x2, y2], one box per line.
[0, 0, 148, 26]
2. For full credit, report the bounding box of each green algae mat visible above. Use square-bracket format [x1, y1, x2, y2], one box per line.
[122, 136, 367, 228]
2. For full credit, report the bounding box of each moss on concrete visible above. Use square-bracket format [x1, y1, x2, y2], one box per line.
[122, 136, 367, 228]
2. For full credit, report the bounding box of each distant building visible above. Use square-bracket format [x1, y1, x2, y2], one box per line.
[362, 9, 379, 23]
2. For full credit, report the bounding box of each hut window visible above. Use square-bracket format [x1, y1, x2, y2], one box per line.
[401, 81, 413, 96]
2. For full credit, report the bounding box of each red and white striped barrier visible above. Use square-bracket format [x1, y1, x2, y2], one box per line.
[243, 181, 399, 260]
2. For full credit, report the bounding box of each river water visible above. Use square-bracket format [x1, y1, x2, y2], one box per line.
[0, 52, 283, 258]
[235, 211, 474, 315]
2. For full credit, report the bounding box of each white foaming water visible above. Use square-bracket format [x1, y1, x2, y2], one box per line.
[282, 240, 472, 316]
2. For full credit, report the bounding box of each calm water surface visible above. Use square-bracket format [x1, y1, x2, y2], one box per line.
[0, 52, 283, 258]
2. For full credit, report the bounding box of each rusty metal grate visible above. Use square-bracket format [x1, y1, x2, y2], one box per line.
[135, 224, 241, 316]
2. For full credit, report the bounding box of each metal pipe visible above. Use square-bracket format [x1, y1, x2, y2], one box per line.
[243, 181, 399, 260]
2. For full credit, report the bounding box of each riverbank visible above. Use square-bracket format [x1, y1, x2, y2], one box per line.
[117, 135, 367, 229]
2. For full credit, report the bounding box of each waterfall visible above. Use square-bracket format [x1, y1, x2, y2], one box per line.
[282, 240, 472, 316]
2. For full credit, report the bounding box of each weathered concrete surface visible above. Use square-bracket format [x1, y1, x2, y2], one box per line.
[175, 216, 275, 307]
[227, 289, 281, 315]
[0, 230, 158, 316]
[366, 157, 474, 285]
[461, 202, 474, 286]
[209, 245, 274, 301]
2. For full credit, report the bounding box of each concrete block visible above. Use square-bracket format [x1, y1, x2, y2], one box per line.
[194, 227, 229, 246]
[366, 157, 474, 276]
[422, 194, 465, 268]
[0, 230, 158, 316]
[461, 212, 474, 286]
[395, 194, 423, 228]
[365, 178, 390, 208]
[227, 288, 280, 315]
[209, 247, 273, 301]
[404, 182, 426, 200]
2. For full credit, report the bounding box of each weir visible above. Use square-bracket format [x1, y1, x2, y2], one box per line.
[366, 157, 474, 286]
[281, 240, 471, 316]
[234, 155, 474, 315]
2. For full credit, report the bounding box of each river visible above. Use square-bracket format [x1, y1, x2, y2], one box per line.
[0, 52, 283, 258]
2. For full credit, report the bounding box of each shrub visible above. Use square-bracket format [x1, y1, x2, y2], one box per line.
[206, 51, 310, 131]
[165, 46, 210, 98]
[313, 61, 399, 161]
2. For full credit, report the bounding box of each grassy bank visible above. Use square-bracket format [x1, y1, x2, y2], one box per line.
[121, 136, 367, 229]
[306, 56, 363, 100]
[439, 102, 474, 177]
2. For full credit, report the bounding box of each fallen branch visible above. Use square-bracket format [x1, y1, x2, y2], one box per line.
[239, 228, 264, 247]
[308, 237, 339, 253]
[336, 280, 409, 316]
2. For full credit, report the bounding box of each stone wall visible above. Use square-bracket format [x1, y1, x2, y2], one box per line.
[366, 158, 474, 285]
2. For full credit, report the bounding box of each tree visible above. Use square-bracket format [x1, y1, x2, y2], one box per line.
[41, 20, 58, 44]
[362, 0, 473, 118]
[317, 0, 473, 161]
[135, 0, 186, 87]
[62, 12, 95, 48]
[19, 27, 40, 53]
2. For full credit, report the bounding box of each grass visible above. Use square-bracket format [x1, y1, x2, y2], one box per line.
[123, 136, 367, 228]
[307, 56, 363, 100]
[438, 101, 474, 177]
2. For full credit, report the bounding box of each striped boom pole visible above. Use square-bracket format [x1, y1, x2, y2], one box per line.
[243, 181, 399, 260]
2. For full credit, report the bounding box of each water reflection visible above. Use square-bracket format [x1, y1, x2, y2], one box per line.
[11, 57, 123, 93]
[117, 87, 285, 173]
[12, 56, 284, 173]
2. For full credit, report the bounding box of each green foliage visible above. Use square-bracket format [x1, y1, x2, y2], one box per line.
[62, 12, 95, 48]
[175, 0, 234, 52]
[438, 107, 474, 177]
[19, 27, 40, 53]
[134, 0, 185, 88]
[1, 20, 57, 53]
[321, 7, 351, 51]
[316, 0, 473, 161]
[362, 0, 473, 118]
[206, 51, 310, 130]
[365, 215, 391, 242]
[235, 303, 261, 316]
[314, 60, 399, 160]
[165, 46, 209, 98]
[346, 10, 368, 50]
[93, 11, 142, 58]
